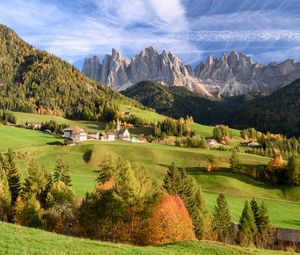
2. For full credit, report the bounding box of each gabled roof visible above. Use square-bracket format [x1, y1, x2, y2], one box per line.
[26, 121, 41, 125]
[118, 128, 129, 135]
[63, 127, 87, 134]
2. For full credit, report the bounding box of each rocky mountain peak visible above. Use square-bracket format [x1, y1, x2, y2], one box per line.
[82, 47, 300, 97]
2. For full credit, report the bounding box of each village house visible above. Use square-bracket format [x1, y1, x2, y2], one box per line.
[247, 141, 260, 147]
[63, 127, 88, 142]
[87, 131, 100, 140]
[100, 132, 115, 141]
[207, 139, 218, 147]
[116, 119, 131, 141]
[26, 121, 42, 129]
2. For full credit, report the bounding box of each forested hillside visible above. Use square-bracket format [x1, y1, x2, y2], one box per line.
[0, 24, 139, 120]
[123, 81, 300, 137]
[122, 81, 259, 125]
[227, 78, 300, 137]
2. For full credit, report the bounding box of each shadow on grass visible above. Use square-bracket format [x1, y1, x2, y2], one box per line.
[46, 141, 64, 146]
[157, 162, 284, 190]
[186, 165, 286, 191]
[83, 149, 93, 163]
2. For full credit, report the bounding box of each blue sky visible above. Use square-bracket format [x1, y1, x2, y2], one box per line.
[1, 0, 300, 67]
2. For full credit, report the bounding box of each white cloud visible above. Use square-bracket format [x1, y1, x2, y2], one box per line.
[187, 30, 300, 42]
[1, 0, 300, 65]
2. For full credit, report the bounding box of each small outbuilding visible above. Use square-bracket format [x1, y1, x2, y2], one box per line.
[26, 122, 42, 129]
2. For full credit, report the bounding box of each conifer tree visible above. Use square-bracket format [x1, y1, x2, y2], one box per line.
[287, 154, 300, 185]
[239, 200, 257, 246]
[54, 157, 71, 186]
[24, 159, 48, 203]
[163, 163, 183, 195]
[115, 160, 140, 205]
[163, 163, 210, 239]
[212, 193, 232, 242]
[255, 202, 272, 248]
[96, 156, 116, 184]
[6, 149, 22, 205]
[250, 198, 260, 225]
[256, 202, 271, 232]
[230, 148, 242, 172]
[0, 163, 11, 221]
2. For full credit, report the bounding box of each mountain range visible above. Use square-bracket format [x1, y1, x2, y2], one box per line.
[82, 47, 300, 97]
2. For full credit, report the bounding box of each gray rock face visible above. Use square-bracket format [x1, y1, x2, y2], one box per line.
[195, 52, 300, 96]
[82, 47, 212, 97]
[82, 47, 300, 97]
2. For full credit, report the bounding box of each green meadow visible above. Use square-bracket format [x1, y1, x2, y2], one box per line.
[12, 111, 105, 131]
[0, 221, 295, 255]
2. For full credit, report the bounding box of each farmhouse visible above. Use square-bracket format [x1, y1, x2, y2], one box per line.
[207, 139, 218, 147]
[26, 121, 42, 129]
[87, 131, 100, 140]
[247, 141, 260, 147]
[100, 132, 115, 141]
[63, 127, 87, 142]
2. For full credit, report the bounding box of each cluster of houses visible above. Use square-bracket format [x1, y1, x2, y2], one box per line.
[63, 120, 135, 145]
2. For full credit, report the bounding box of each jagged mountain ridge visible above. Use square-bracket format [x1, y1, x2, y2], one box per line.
[82, 47, 212, 97]
[82, 47, 300, 97]
[195, 51, 300, 96]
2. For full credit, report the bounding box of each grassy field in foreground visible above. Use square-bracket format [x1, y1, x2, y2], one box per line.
[1, 125, 299, 229]
[0, 221, 295, 255]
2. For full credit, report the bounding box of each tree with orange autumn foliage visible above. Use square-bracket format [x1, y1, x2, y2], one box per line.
[146, 194, 196, 245]
[266, 154, 287, 183]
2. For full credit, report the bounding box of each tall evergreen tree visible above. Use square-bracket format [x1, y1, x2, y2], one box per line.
[255, 202, 272, 248]
[54, 157, 71, 186]
[163, 163, 210, 239]
[250, 198, 260, 226]
[256, 202, 271, 232]
[239, 201, 257, 246]
[287, 154, 300, 185]
[96, 156, 116, 184]
[6, 149, 22, 205]
[212, 193, 232, 242]
[0, 163, 11, 221]
[24, 159, 49, 203]
[230, 148, 242, 172]
[163, 163, 183, 195]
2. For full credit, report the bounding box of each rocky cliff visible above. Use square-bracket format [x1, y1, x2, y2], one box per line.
[82, 47, 212, 97]
[82, 47, 300, 97]
[195, 51, 300, 96]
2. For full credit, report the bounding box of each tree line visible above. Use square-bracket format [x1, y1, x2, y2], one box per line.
[229, 148, 300, 186]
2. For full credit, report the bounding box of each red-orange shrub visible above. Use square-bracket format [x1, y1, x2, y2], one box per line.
[146, 194, 196, 245]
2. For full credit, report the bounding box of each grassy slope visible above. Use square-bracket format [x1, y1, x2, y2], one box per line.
[1, 121, 299, 229]
[0, 125, 63, 152]
[0, 221, 294, 255]
[1, 127, 298, 229]
[121, 105, 240, 137]
[13, 111, 105, 131]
